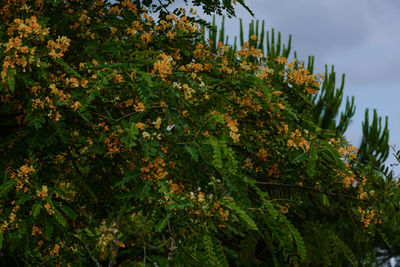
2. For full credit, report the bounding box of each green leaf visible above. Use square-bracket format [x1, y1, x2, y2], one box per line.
[115, 191, 137, 199]
[223, 201, 258, 231]
[56, 58, 81, 78]
[33, 121, 42, 129]
[46, 223, 54, 239]
[222, 175, 238, 192]
[307, 143, 317, 177]
[206, 112, 225, 124]
[54, 208, 67, 227]
[289, 150, 308, 163]
[138, 71, 153, 87]
[322, 194, 330, 207]
[59, 205, 77, 220]
[18, 221, 27, 238]
[143, 140, 159, 158]
[378, 228, 391, 249]
[251, 184, 280, 218]
[208, 136, 223, 169]
[16, 196, 30, 206]
[0, 180, 16, 197]
[85, 228, 95, 237]
[322, 143, 345, 169]
[203, 235, 218, 266]
[0, 231, 3, 249]
[122, 121, 139, 148]
[284, 217, 307, 261]
[114, 170, 140, 187]
[154, 214, 171, 233]
[7, 68, 15, 92]
[184, 145, 199, 162]
[214, 240, 229, 267]
[330, 232, 358, 266]
[32, 203, 42, 217]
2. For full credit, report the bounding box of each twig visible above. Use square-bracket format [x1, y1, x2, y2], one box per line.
[143, 241, 147, 266]
[39, 255, 51, 266]
[67, 147, 98, 203]
[109, 216, 121, 267]
[84, 242, 102, 267]
[255, 181, 367, 202]
[157, 0, 171, 15]
[116, 106, 168, 121]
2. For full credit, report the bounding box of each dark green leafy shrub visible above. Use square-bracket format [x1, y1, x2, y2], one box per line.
[0, 1, 396, 266]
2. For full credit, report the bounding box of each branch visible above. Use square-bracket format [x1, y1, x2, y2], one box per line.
[157, 0, 171, 15]
[255, 181, 367, 202]
[116, 106, 168, 121]
[108, 217, 120, 267]
[39, 255, 51, 266]
[84, 242, 102, 267]
[0, 113, 23, 119]
[66, 147, 98, 203]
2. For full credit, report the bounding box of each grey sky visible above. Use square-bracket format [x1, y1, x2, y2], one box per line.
[178, 0, 400, 173]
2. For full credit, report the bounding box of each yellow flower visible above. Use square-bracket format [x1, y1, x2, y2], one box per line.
[36, 185, 48, 199]
[276, 56, 288, 65]
[136, 122, 146, 130]
[134, 102, 146, 112]
[142, 131, 150, 139]
[71, 101, 81, 111]
[44, 203, 54, 215]
[153, 117, 162, 129]
[153, 53, 173, 80]
[198, 192, 205, 203]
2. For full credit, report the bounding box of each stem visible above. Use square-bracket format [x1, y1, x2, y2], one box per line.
[84, 242, 102, 267]
[255, 181, 368, 202]
[116, 106, 168, 121]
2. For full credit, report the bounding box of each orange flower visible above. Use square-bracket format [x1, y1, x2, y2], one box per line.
[44, 203, 54, 215]
[153, 53, 173, 80]
[50, 244, 60, 256]
[71, 101, 81, 111]
[134, 102, 146, 112]
[136, 122, 146, 130]
[36, 185, 48, 199]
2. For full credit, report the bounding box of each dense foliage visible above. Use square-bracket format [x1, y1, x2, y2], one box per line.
[0, 0, 397, 266]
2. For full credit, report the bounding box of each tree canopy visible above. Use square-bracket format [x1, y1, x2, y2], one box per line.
[0, 0, 398, 266]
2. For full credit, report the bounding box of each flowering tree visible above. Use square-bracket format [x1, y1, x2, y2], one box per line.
[0, 0, 396, 266]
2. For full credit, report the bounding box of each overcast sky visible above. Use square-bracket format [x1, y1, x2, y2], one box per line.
[178, 0, 400, 174]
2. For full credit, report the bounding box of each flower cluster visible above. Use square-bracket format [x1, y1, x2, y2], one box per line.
[140, 157, 168, 182]
[10, 163, 35, 192]
[256, 148, 268, 161]
[358, 207, 381, 228]
[337, 170, 356, 190]
[47, 36, 71, 59]
[153, 53, 173, 80]
[286, 61, 320, 94]
[224, 113, 240, 143]
[256, 66, 274, 81]
[230, 91, 262, 117]
[338, 144, 358, 161]
[1, 16, 49, 82]
[278, 204, 290, 214]
[166, 180, 185, 194]
[31, 225, 43, 236]
[188, 190, 230, 226]
[36, 185, 48, 199]
[44, 203, 54, 215]
[287, 129, 310, 151]
[7, 16, 49, 39]
[104, 126, 124, 156]
[97, 221, 125, 258]
[235, 41, 263, 59]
